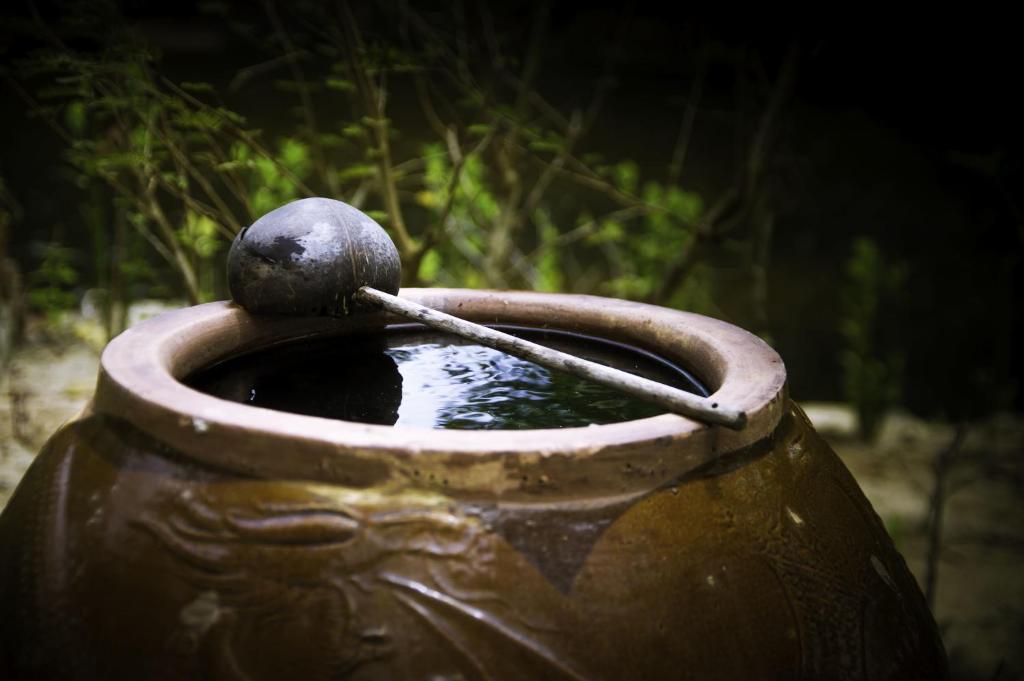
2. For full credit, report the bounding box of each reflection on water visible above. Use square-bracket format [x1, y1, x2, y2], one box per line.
[187, 326, 706, 430]
[189, 337, 403, 425]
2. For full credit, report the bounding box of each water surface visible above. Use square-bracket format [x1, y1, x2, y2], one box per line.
[188, 325, 706, 430]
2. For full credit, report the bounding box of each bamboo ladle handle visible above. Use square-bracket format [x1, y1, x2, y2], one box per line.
[355, 286, 746, 429]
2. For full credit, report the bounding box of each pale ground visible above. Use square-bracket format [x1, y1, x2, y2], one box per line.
[0, 338, 99, 502]
[813, 407, 1024, 680]
[1, 333, 1022, 680]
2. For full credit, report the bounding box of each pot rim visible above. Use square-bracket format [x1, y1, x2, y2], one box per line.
[94, 289, 787, 499]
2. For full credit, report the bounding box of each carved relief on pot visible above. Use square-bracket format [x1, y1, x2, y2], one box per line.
[0, 290, 947, 680]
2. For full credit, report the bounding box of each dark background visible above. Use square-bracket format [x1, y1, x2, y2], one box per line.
[1, 4, 1023, 679]
[1, 2, 1020, 417]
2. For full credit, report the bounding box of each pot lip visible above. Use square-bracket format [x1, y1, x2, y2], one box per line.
[94, 289, 787, 497]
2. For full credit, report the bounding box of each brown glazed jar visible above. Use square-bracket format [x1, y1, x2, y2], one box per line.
[0, 290, 946, 680]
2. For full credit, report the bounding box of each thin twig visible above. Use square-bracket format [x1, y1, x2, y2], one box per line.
[482, 2, 549, 285]
[160, 76, 317, 198]
[413, 73, 449, 140]
[523, 152, 659, 213]
[924, 423, 968, 610]
[667, 44, 708, 187]
[147, 117, 242, 237]
[229, 51, 304, 92]
[520, 110, 581, 220]
[652, 43, 798, 305]
[505, 204, 648, 278]
[337, 0, 416, 260]
[263, 0, 338, 197]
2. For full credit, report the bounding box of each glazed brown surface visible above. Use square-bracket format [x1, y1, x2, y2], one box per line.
[0, 405, 945, 679]
[0, 291, 946, 679]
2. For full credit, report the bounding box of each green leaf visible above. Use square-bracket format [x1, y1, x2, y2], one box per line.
[215, 107, 245, 125]
[179, 81, 215, 93]
[337, 164, 376, 182]
[26, 243, 79, 316]
[316, 132, 347, 148]
[587, 219, 624, 245]
[466, 123, 493, 136]
[177, 211, 221, 258]
[418, 249, 441, 283]
[528, 140, 562, 153]
[279, 137, 311, 176]
[534, 211, 563, 293]
[65, 101, 87, 136]
[665, 187, 702, 223]
[325, 78, 355, 92]
[614, 161, 639, 194]
[215, 160, 248, 172]
[342, 123, 365, 138]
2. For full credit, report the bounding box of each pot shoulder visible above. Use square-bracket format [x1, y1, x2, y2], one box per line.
[0, 404, 947, 680]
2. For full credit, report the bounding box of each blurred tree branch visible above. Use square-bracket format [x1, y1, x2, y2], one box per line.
[6, 0, 802, 324]
[653, 43, 799, 309]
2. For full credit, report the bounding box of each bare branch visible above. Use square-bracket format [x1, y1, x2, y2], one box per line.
[147, 116, 242, 237]
[413, 74, 449, 140]
[263, 0, 338, 197]
[667, 44, 708, 187]
[520, 110, 582, 220]
[160, 76, 318, 198]
[924, 423, 969, 610]
[652, 43, 799, 305]
[505, 204, 649, 278]
[229, 51, 304, 92]
[337, 1, 417, 262]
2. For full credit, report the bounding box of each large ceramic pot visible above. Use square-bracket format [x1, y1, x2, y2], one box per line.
[0, 289, 946, 680]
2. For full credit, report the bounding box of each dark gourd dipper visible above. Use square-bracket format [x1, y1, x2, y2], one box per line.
[227, 197, 746, 429]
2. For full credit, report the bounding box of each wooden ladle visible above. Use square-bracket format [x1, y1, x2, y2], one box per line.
[227, 197, 746, 430]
